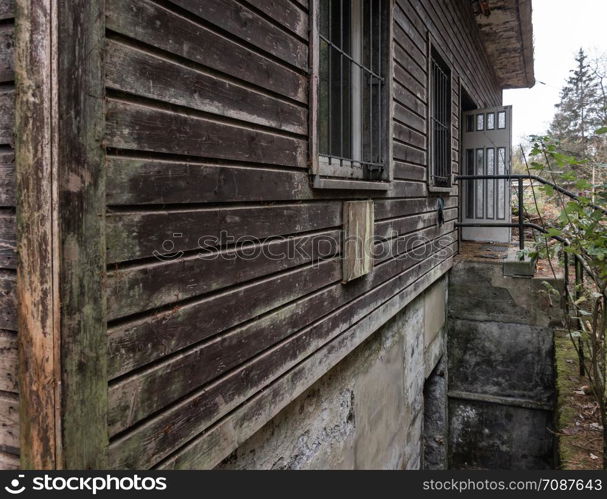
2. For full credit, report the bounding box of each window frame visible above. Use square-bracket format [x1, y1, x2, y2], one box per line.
[310, 0, 394, 191]
[427, 37, 456, 194]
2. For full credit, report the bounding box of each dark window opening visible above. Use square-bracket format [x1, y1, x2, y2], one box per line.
[318, 0, 387, 180]
[430, 49, 452, 187]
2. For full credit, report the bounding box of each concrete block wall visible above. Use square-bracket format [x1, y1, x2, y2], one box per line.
[218, 277, 449, 470]
[448, 260, 563, 470]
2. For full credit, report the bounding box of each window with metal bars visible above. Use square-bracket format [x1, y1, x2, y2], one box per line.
[316, 0, 388, 182]
[430, 48, 452, 188]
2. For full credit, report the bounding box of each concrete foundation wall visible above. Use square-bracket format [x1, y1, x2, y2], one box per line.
[448, 260, 563, 470]
[218, 277, 449, 470]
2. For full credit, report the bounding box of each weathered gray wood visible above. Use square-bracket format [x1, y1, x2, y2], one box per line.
[56, 0, 107, 469]
[0, 152, 15, 206]
[0, 330, 16, 393]
[105, 99, 307, 168]
[0, 450, 18, 469]
[156, 257, 453, 469]
[107, 230, 340, 320]
[109, 218, 455, 378]
[106, 202, 341, 263]
[0, 0, 15, 20]
[0, 270, 15, 331]
[0, 90, 14, 146]
[168, 0, 307, 70]
[105, 40, 307, 135]
[108, 228, 456, 433]
[395, 102, 425, 134]
[109, 258, 341, 380]
[0, 25, 13, 83]
[342, 201, 374, 283]
[0, 391, 18, 453]
[0, 212, 15, 269]
[106, 0, 307, 103]
[106, 158, 313, 206]
[109, 242, 455, 468]
[245, 0, 308, 39]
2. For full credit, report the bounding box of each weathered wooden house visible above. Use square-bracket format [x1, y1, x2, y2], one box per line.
[0, 0, 534, 469]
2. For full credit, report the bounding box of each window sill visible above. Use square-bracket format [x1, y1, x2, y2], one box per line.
[428, 184, 457, 195]
[312, 176, 391, 191]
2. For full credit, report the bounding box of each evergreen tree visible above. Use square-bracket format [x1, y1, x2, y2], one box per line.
[549, 49, 601, 159]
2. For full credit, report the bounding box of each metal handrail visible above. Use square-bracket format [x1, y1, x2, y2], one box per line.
[453, 173, 605, 376]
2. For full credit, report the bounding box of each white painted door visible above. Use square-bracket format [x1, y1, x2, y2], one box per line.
[461, 106, 512, 243]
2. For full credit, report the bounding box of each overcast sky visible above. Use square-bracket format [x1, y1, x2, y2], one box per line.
[503, 0, 607, 146]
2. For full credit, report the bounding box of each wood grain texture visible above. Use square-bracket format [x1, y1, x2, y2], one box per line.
[168, 0, 308, 70]
[105, 99, 307, 168]
[342, 201, 374, 283]
[56, 0, 107, 469]
[106, 202, 341, 263]
[105, 40, 307, 135]
[106, 0, 307, 103]
[0, 24, 14, 83]
[0, 391, 18, 454]
[0, 0, 15, 20]
[14, 0, 55, 469]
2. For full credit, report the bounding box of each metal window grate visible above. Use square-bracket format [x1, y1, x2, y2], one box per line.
[318, 0, 385, 180]
[431, 52, 452, 187]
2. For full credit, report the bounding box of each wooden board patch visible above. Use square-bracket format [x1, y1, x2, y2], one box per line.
[342, 200, 374, 283]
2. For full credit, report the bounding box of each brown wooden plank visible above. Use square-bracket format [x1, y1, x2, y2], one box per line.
[108, 258, 341, 380]
[109, 240, 455, 467]
[0, 152, 15, 206]
[106, 158, 313, 206]
[0, 89, 14, 146]
[106, 0, 307, 103]
[55, 0, 107, 469]
[169, 0, 307, 70]
[158, 257, 453, 469]
[108, 212, 451, 378]
[0, 391, 18, 453]
[394, 43, 426, 87]
[393, 142, 426, 166]
[393, 80, 426, 119]
[105, 99, 307, 168]
[0, 330, 16, 393]
[0, 212, 15, 269]
[107, 229, 340, 320]
[107, 227, 456, 431]
[342, 201, 374, 282]
[14, 0, 56, 469]
[393, 161, 426, 182]
[106, 201, 341, 263]
[393, 121, 426, 150]
[244, 0, 308, 39]
[0, 450, 18, 469]
[105, 40, 307, 135]
[394, 63, 426, 105]
[394, 102, 425, 134]
[0, 271, 15, 331]
[0, 0, 15, 20]
[0, 24, 13, 84]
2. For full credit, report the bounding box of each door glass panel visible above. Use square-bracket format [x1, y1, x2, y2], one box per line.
[475, 148, 484, 218]
[486, 113, 495, 130]
[466, 148, 474, 219]
[497, 147, 506, 219]
[486, 148, 495, 219]
[497, 111, 506, 129]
